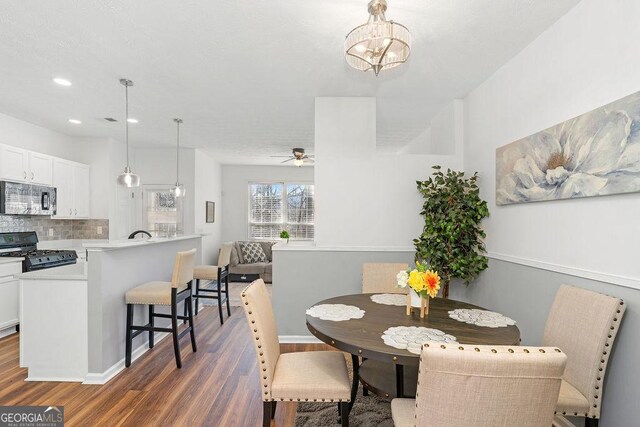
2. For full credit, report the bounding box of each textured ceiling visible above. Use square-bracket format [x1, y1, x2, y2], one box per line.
[0, 0, 580, 164]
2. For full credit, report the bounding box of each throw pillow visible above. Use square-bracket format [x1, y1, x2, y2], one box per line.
[240, 242, 268, 264]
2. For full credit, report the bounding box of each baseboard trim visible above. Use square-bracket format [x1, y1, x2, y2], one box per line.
[488, 252, 640, 291]
[278, 335, 323, 344]
[0, 327, 17, 340]
[83, 332, 170, 385]
[26, 376, 86, 382]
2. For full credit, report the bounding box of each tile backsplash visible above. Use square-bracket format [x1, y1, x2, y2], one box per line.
[0, 215, 108, 240]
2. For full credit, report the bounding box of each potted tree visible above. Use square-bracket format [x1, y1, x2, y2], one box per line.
[279, 230, 290, 244]
[414, 166, 489, 298]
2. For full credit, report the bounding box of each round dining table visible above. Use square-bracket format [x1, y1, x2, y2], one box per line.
[306, 293, 521, 404]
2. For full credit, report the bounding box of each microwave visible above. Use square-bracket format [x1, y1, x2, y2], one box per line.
[0, 181, 57, 216]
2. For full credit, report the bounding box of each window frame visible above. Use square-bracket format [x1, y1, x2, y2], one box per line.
[247, 180, 314, 241]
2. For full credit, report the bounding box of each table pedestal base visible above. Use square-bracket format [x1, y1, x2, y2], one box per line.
[358, 359, 418, 398]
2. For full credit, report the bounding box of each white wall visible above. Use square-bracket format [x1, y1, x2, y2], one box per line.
[0, 112, 76, 159]
[314, 97, 463, 248]
[464, 0, 640, 283]
[221, 165, 314, 242]
[194, 150, 222, 264]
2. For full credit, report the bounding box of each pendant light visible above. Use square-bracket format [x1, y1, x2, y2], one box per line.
[170, 118, 185, 197]
[116, 78, 140, 187]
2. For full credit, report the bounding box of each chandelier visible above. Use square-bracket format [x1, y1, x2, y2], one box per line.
[345, 0, 411, 76]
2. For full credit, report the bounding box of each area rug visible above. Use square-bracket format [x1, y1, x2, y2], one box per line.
[295, 357, 393, 426]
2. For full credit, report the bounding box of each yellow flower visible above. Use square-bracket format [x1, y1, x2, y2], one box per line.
[407, 270, 426, 292]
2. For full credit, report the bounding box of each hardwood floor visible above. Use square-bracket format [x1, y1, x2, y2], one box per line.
[0, 307, 328, 426]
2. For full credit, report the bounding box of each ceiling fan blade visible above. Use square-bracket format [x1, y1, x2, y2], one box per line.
[305, 158, 315, 163]
[271, 155, 294, 158]
[280, 158, 294, 163]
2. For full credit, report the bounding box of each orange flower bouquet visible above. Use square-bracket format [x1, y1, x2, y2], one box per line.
[397, 261, 441, 318]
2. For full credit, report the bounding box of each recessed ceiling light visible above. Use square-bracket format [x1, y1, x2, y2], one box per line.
[127, 118, 138, 123]
[68, 119, 82, 124]
[53, 78, 72, 86]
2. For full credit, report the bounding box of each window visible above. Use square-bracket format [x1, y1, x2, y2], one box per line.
[143, 185, 184, 236]
[249, 182, 314, 240]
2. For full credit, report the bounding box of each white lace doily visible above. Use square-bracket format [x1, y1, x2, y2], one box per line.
[370, 293, 406, 306]
[382, 326, 458, 355]
[306, 304, 365, 321]
[448, 309, 516, 328]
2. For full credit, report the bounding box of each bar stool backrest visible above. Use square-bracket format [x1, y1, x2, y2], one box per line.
[218, 242, 233, 267]
[171, 248, 197, 288]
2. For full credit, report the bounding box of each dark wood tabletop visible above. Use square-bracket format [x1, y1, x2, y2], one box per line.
[306, 293, 521, 366]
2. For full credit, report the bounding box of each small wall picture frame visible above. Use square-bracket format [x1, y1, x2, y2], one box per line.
[205, 201, 215, 223]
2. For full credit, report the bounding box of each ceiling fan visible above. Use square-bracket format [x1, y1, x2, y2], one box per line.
[271, 148, 315, 167]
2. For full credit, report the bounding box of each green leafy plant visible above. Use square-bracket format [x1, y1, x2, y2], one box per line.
[414, 166, 489, 298]
[279, 230, 289, 239]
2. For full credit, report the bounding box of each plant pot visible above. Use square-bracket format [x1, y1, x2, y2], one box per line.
[409, 288, 422, 308]
[281, 238, 289, 244]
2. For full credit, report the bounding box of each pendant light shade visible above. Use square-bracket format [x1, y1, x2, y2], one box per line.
[117, 78, 140, 187]
[170, 118, 185, 198]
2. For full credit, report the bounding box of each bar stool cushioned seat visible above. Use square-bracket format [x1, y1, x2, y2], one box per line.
[126, 282, 189, 305]
[241, 279, 351, 427]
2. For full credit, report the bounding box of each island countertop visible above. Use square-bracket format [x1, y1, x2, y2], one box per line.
[83, 234, 203, 250]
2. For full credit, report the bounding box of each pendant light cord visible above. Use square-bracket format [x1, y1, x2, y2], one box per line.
[125, 83, 130, 168]
[176, 120, 180, 184]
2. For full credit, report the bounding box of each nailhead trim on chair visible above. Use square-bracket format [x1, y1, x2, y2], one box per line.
[242, 287, 350, 404]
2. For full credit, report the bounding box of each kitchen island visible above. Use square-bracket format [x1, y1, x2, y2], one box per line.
[19, 235, 202, 383]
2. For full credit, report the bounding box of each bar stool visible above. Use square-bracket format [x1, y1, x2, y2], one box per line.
[191, 242, 233, 324]
[125, 248, 197, 369]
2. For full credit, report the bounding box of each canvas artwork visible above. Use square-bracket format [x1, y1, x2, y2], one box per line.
[496, 90, 640, 205]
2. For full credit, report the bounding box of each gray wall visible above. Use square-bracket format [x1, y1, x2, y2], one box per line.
[221, 165, 314, 242]
[272, 248, 413, 336]
[449, 258, 638, 427]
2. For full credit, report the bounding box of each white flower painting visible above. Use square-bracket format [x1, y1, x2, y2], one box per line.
[496, 91, 640, 205]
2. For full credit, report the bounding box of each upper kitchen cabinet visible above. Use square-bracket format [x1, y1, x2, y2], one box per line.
[53, 159, 90, 219]
[0, 144, 53, 185]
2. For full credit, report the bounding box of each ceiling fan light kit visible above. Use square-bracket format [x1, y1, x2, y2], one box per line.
[345, 0, 411, 76]
[272, 148, 314, 167]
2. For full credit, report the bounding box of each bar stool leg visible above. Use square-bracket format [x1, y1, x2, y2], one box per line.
[217, 279, 224, 325]
[225, 275, 231, 317]
[187, 294, 197, 352]
[125, 304, 133, 367]
[194, 279, 200, 315]
[170, 291, 182, 369]
[148, 305, 155, 349]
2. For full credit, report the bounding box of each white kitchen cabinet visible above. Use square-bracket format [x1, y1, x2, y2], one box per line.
[0, 260, 22, 337]
[28, 152, 53, 185]
[0, 145, 53, 185]
[0, 145, 29, 182]
[53, 159, 90, 219]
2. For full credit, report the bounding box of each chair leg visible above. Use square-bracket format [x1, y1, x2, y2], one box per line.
[125, 304, 133, 367]
[586, 419, 599, 427]
[340, 402, 350, 427]
[187, 295, 197, 352]
[270, 401, 277, 419]
[148, 305, 155, 349]
[194, 279, 200, 315]
[225, 276, 231, 316]
[262, 401, 271, 427]
[217, 280, 224, 325]
[171, 292, 182, 369]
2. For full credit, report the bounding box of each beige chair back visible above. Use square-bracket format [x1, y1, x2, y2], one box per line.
[414, 344, 566, 427]
[217, 242, 233, 266]
[241, 279, 280, 400]
[170, 249, 197, 288]
[542, 284, 625, 419]
[362, 263, 409, 293]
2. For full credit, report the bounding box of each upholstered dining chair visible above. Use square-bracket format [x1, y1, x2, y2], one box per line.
[391, 344, 567, 427]
[362, 263, 409, 293]
[125, 248, 197, 369]
[191, 242, 233, 324]
[543, 285, 625, 427]
[241, 279, 352, 427]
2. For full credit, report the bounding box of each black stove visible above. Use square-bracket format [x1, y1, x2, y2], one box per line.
[0, 231, 77, 272]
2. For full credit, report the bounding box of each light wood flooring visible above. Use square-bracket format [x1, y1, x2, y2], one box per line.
[0, 307, 327, 426]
